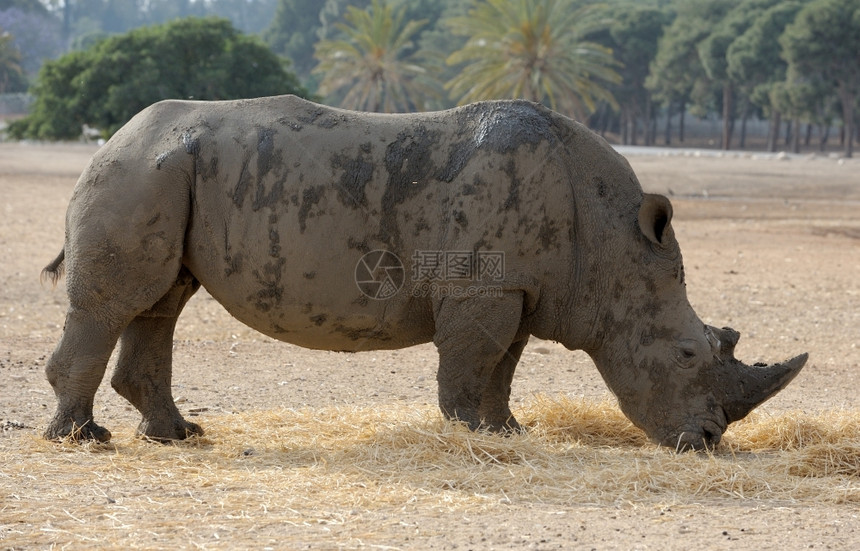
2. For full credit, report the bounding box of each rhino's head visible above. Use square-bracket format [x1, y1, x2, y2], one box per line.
[587, 193, 807, 451]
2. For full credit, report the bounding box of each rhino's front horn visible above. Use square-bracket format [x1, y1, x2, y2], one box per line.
[709, 326, 807, 423]
[722, 351, 808, 424]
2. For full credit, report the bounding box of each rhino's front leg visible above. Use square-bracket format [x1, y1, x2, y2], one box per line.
[433, 293, 524, 432]
[478, 337, 529, 432]
[111, 269, 203, 441]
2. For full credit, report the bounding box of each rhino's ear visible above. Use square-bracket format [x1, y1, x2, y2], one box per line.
[638, 193, 674, 246]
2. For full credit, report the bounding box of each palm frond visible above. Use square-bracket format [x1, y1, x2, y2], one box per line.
[313, 0, 434, 112]
[445, 0, 620, 119]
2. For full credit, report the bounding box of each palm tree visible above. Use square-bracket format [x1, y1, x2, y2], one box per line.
[445, 0, 620, 120]
[313, 0, 436, 112]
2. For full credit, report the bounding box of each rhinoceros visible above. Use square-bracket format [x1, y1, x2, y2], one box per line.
[41, 95, 807, 450]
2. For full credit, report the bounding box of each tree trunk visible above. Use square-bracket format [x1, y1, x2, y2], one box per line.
[839, 83, 854, 158]
[600, 106, 611, 137]
[644, 95, 653, 146]
[785, 120, 792, 146]
[621, 109, 629, 145]
[594, 103, 609, 137]
[819, 124, 830, 151]
[804, 123, 813, 147]
[728, 115, 736, 149]
[739, 103, 750, 149]
[629, 113, 637, 146]
[721, 82, 733, 150]
[650, 113, 658, 147]
[664, 102, 673, 146]
[619, 113, 625, 143]
[679, 101, 686, 143]
[792, 118, 801, 154]
[767, 111, 781, 152]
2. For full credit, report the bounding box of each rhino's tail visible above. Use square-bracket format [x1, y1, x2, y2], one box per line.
[41, 249, 65, 287]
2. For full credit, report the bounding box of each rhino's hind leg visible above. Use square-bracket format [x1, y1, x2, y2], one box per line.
[45, 160, 193, 443]
[433, 294, 525, 432]
[44, 312, 123, 442]
[111, 267, 202, 441]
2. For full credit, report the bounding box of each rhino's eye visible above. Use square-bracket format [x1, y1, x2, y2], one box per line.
[675, 341, 698, 368]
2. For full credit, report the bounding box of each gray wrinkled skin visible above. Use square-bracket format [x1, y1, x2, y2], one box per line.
[42, 95, 807, 449]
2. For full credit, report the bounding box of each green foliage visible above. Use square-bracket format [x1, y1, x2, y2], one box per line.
[389, 0, 456, 60]
[608, 7, 666, 83]
[318, 0, 371, 43]
[698, 0, 780, 83]
[646, 2, 704, 112]
[647, 0, 737, 117]
[769, 74, 832, 124]
[11, 48, 89, 139]
[445, 0, 620, 120]
[726, 2, 802, 111]
[8, 0, 860, 149]
[605, 5, 668, 141]
[263, 0, 322, 80]
[780, 0, 860, 156]
[313, 0, 436, 112]
[410, 0, 467, 109]
[780, 0, 860, 94]
[8, 17, 308, 140]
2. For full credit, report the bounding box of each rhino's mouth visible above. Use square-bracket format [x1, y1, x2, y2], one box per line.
[662, 412, 728, 452]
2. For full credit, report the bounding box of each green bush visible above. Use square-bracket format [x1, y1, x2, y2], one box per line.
[9, 17, 308, 140]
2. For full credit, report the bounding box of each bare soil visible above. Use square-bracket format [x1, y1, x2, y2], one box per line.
[1, 142, 859, 549]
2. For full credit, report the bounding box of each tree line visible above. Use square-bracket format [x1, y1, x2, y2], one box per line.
[3, 0, 860, 157]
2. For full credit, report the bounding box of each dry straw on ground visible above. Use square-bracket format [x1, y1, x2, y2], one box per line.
[2, 396, 859, 548]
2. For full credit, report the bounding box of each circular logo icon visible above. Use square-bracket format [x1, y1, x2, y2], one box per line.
[354, 250, 405, 300]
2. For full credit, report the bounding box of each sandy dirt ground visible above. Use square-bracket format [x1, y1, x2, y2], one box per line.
[1, 142, 859, 549]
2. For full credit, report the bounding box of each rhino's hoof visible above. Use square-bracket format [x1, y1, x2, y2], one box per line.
[44, 419, 112, 443]
[137, 418, 205, 443]
[485, 416, 524, 435]
[503, 419, 525, 435]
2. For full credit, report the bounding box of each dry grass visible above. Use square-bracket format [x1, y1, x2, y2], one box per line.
[2, 395, 859, 548]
